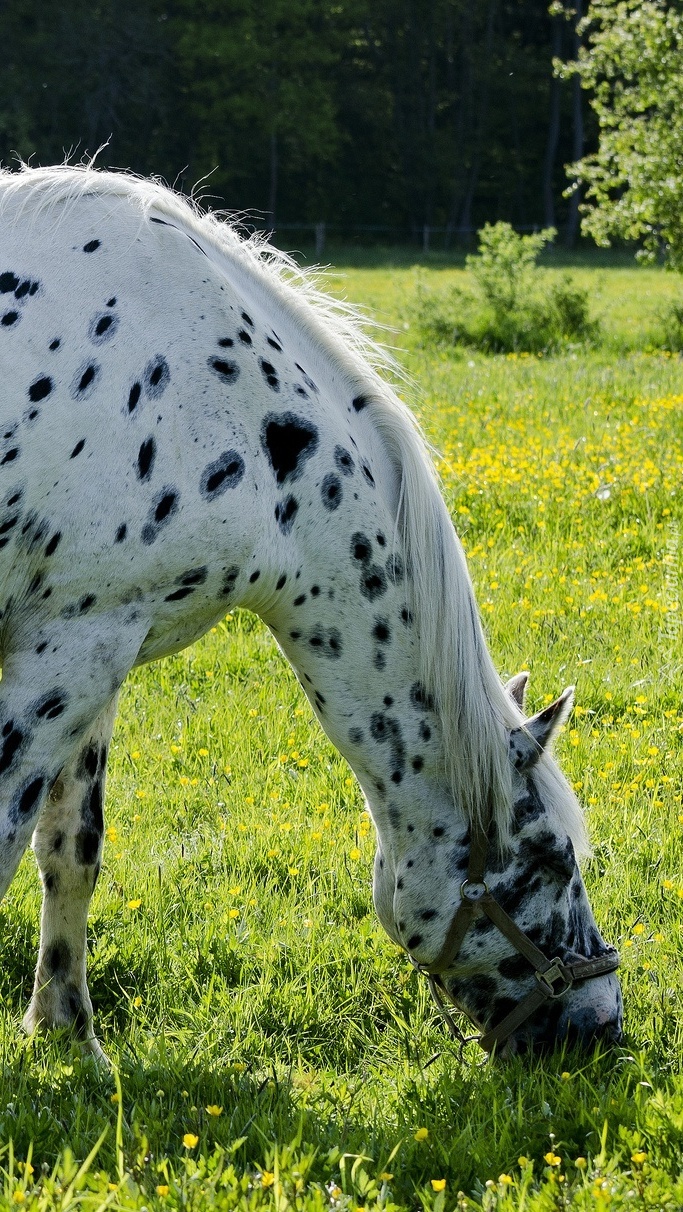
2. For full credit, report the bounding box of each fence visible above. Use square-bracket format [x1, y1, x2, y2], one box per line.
[245, 220, 550, 256]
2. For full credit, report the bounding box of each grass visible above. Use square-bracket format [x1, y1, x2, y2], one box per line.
[2, 252, 683, 1209]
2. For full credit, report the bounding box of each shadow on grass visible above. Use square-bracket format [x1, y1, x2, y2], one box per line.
[283, 240, 644, 273]
[0, 997, 654, 1204]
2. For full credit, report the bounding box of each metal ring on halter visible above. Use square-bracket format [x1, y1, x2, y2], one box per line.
[535, 959, 573, 999]
[460, 879, 488, 903]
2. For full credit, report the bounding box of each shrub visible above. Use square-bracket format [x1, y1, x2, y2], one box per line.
[658, 298, 683, 351]
[411, 221, 599, 353]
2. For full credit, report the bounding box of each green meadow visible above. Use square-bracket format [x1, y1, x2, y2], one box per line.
[3, 254, 683, 1210]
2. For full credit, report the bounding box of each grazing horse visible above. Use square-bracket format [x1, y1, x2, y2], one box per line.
[0, 167, 621, 1060]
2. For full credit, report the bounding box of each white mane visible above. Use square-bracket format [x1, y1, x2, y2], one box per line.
[0, 163, 587, 853]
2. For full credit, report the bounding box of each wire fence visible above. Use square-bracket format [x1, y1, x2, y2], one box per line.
[247, 220, 551, 256]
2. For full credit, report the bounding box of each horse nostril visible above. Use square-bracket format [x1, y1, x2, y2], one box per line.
[562, 1016, 622, 1051]
[599, 1020, 623, 1046]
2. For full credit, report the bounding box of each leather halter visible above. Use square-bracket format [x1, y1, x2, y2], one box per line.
[410, 803, 620, 1054]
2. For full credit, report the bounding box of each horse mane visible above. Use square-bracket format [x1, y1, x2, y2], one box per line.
[0, 162, 588, 854]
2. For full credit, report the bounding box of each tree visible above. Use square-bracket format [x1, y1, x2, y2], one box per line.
[563, 0, 683, 267]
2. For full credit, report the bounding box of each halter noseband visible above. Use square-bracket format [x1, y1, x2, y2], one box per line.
[410, 804, 620, 1054]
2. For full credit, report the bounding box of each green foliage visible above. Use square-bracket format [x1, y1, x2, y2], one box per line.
[658, 298, 683, 352]
[565, 0, 683, 268]
[0, 2, 584, 235]
[466, 222, 556, 316]
[411, 222, 598, 351]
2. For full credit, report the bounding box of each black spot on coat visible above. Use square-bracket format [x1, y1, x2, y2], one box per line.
[128, 383, 142, 413]
[34, 691, 67, 720]
[145, 357, 170, 398]
[259, 359, 280, 390]
[28, 376, 52, 402]
[360, 565, 387, 601]
[321, 474, 342, 511]
[47, 938, 71, 975]
[89, 313, 119, 344]
[141, 488, 179, 544]
[334, 446, 355, 476]
[307, 626, 342, 659]
[137, 437, 156, 481]
[200, 450, 245, 499]
[275, 495, 298, 534]
[209, 357, 240, 383]
[261, 413, 318, 485]
[351, 533, 371, 562]
[18, 775, 45, 816]
[72, 363, 99, 398]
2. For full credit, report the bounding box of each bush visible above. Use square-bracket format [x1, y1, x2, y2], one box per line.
[411, 221, 599, 353]
[658, 298, 683, 351]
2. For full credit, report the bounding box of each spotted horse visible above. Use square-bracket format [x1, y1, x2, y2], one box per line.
[0, 166, 621, 1062]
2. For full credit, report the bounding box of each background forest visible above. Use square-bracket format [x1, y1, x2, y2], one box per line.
[0, 1, 587, 244]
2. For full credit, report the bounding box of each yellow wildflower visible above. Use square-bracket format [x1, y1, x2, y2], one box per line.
[414, 1127, 429, 1141]
[206, 1105, 222, 1117]
[126, 899, 142, 910]
[183, 1133, 199, 1148]
[544, 1152, 561, 1167]
[156, 1185, 169, 1197]
[430, 1179, 446, 1191]
[631, 1151, 647, 1166]
[260, 1172, 275, 1188]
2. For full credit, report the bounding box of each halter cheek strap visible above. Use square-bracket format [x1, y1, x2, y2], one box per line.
[410, 808, 620, 1054]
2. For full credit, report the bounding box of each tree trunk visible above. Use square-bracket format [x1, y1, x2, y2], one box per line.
[268, 129, 278, 225]
[458, 0, 497, 237]
[542, 13, 563, 229]
[566, 0, 584, 246]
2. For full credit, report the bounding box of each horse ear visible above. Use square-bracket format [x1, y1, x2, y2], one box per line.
[505, 671, 529, 710]
[509, 686, 575, 772]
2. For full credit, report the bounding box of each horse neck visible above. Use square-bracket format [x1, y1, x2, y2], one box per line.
[261, 455, 459, 865]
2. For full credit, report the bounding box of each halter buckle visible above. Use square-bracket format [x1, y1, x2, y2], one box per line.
[536, 959, 573, 999]
[460, 879, 488, 903]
